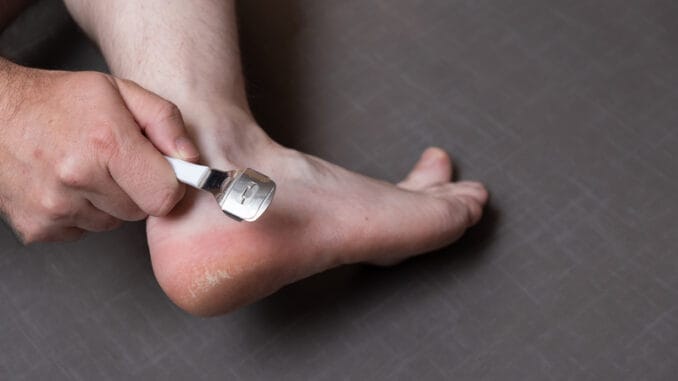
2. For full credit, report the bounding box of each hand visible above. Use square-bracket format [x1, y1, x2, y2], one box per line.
[0, 63, 199, 243]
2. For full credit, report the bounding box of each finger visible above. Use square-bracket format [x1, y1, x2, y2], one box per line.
[73, 202, 123, 232]
[58, 151, 148, 221]
[115, 78, 200, 161]
[107, 121, 186, 217]
[10, 208, 86, 244]
[86, 181, 147, 221]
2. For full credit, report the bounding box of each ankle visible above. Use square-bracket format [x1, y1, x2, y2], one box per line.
[179, 101, 277, 170]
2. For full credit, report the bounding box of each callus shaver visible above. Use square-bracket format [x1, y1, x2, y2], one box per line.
[165, 156, 276, 222]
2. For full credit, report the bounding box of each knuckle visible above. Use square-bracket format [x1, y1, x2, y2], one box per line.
[101, 217, 122, 232]
[89, 121, 119, 157]
[62, 229, 86, 242]
[150, 185, 181, 216]
[15, 221, 46, 245]
[19, 232, 38, 245]
[115, 199, 148, 222]
[156, 101, 183, 124]
[56, 161, 88, 188]
[40, 194, 73, 220]
[122, 206, 148, 222]
[108, 219, 123, 231]
[127, 210, 148, 222]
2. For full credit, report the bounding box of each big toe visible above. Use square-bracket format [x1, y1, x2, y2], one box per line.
[398, 147, 452, 191]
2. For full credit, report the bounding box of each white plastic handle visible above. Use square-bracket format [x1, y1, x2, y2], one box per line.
[165, 156, 211, 189]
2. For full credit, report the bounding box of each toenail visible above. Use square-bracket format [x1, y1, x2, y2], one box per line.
[423, 150, 443, 166]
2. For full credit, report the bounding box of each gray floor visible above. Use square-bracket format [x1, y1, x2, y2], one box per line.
[1, 0, 677, 379]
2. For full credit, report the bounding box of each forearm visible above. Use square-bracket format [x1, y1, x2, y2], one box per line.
[63, 0, 249, 120]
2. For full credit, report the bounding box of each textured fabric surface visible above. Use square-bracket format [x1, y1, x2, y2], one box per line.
[1, 1, 677, 379]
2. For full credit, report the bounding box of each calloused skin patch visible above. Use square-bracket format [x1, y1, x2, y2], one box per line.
[188, 268, 232, 299]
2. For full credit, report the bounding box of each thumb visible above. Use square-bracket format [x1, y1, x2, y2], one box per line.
[114, 78, 200, 162]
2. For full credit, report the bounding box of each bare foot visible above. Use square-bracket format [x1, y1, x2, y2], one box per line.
[147, 111, 488, 316]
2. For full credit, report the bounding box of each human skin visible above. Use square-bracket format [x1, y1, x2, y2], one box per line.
[0, 57, 199, 243]
[64, 0, 489, 315]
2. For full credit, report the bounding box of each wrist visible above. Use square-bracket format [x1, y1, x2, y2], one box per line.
[0, 58, 16, 96]
[0, 60, 29, 118]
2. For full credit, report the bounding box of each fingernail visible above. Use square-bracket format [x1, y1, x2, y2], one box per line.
[175, 136, 200, 160]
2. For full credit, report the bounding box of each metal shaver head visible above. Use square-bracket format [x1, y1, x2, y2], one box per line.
[216, 168, 276, 222]
[165, 157, 276, 222]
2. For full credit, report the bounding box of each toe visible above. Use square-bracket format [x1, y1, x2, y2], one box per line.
[451, 182, 488, 227]
[453, 181, 489, 205]
[458, 195, 484, 226]
[397, 147, 452, 191]
[425, 181, 488, 227]
[425, 181, 489, 205]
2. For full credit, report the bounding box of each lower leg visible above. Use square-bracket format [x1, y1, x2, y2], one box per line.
[64, 0, 488, 315]
[63, 0, 260, 166]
